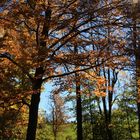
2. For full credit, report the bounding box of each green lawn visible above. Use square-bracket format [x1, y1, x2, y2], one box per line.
[36, 123, 76, 140]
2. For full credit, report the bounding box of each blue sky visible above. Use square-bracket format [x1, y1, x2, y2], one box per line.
[39, 83, 53, 114]
[39, 82, 76, 121]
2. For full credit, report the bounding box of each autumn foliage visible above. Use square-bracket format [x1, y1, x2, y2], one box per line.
[0, 0, 140, 140]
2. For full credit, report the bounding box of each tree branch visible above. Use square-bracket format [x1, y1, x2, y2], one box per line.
[42, 57, 112, 82]
[0, 52, 34, 82]
[22, 98, 30, 107]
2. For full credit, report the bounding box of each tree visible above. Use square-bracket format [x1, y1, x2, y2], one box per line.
[121, 0, 140, 137]
[50, 90, 66, 140]
[0, 1, 127, 140]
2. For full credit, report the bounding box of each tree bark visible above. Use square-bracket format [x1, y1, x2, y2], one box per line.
[26, 93, 40, 140]
[76, 80, 82, 140]
[26, 67, 44, 140]
[108, 69, 113, 140]
[74, 45, 83, 140]
[102, 97, 108, 140]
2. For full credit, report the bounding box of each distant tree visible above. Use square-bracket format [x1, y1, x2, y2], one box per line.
[50, 90, 67, 140]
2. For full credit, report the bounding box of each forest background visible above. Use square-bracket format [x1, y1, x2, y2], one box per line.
[0, 0, 140, 140]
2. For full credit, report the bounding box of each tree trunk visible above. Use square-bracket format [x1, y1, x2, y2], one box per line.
[26, 93, 40, 140]
[25, 3, 51, 138]
[26, 67, 44, 140]
[76, 81, 82, 140]
[108, 70, 113, 140]
[102, 97, 108, 140]
[74, 45, 82, 140]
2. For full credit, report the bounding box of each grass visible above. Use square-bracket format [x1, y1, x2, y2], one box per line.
[36, 123, 76, 140]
